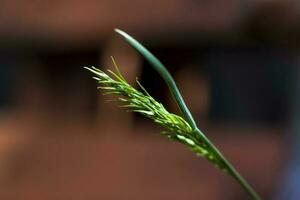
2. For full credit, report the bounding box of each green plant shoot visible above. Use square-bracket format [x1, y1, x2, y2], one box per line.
[85, 29, 262, 200]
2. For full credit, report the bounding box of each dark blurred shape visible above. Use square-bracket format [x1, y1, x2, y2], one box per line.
[0, 49, 16, 109]
[36, 48, 101, 119]
[207, 47, 292, 124]
[275, 63, 300, 200]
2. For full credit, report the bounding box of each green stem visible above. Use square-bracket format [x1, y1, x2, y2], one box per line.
[115, 28, 262, 200]
[195, 128, 261, 200]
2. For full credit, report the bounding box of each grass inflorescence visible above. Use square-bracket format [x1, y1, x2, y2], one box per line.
[84, 59, 224, 169]
[85, 29, 262, 200]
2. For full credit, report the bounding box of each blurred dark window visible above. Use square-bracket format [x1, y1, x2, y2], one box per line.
[206, 46, 293, 124]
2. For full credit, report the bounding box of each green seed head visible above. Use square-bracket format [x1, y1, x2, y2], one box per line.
[85, 59, 225, 171]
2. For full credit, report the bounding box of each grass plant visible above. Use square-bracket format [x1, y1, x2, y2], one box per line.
[85, 29, 262, 200]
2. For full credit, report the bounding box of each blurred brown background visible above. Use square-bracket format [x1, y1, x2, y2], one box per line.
[0, 0, 300, 199]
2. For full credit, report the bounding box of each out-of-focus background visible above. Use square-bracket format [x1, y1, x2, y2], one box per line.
[0, 0, 300, 199]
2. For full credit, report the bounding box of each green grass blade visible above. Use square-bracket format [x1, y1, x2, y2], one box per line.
[114, 28, 197, 130]
[113, 29, 262, 200]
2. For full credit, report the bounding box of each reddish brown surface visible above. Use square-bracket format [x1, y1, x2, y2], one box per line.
[0, 0, 241, 42]
[1, 0, 299, 45]
[0, 111, 284, 200]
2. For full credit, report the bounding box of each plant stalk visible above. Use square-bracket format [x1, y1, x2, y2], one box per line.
[115, 28, 262, 200]
[195, 128, 261, 200]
